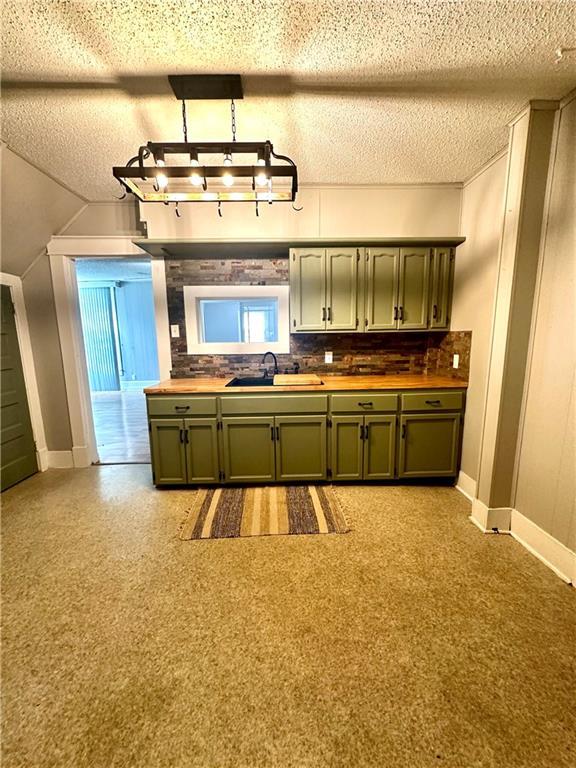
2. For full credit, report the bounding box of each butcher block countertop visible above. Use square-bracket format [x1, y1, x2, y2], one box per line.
[144, 374, 468, 395]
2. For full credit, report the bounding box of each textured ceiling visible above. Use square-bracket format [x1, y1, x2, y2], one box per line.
[2, 0, 576, 200]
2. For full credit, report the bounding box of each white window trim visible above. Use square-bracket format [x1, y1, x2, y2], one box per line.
[184, 284, 290, 355]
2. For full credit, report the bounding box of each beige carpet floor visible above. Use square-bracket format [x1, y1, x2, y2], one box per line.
[1, 466, 575, 768]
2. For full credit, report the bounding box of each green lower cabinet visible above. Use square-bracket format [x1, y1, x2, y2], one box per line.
[222, 417, 276, 483]
[398, 413, 461, 478]
[331, 415, 396, 480]
[275, 415, 327, 481]
[331, 416, 363, 480]
[363, 415, 396, 479]
[185, 418, 219, 483]
[149, 418, 187, 485]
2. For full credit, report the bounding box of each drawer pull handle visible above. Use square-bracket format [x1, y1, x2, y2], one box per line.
[393, 306, 398, 321]
[270, 426, 275, 441]
[432, 304, 438, 320]
[174, 405, 190, 412]
[322, 307, 326, 321]
[425, 400, 442, 406]
[358, 401, 373, 408]
[276, 425, 280, 441]
[327, 307, 332, 322]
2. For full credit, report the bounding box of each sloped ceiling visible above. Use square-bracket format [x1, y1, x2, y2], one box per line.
[2, 0, 575, 201]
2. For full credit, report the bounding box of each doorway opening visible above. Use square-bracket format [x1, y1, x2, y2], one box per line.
[75, 259, 159, 463]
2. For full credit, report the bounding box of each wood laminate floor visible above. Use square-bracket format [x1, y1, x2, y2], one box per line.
[91, 390, 150, 463]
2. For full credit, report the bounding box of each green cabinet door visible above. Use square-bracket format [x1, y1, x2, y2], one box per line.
[330, 416, 363, 480]
[184, 418, 219, 483]
[365, 248, 399, 330]
[275, 415, 327, 481]
[363, 416, 397, 479]
[222, 417, 276, 483]
[290, 249, 326, 332]
[150, 418, 187, 485]
[397, 248, 430, 329]
[430, 248, 454, 329]
[325, 248, 358, 331]
[398, 413, 461, 478]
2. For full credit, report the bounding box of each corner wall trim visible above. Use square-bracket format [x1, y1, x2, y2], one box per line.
[510, 510, 575, 585]
[470, 499, 512, 532]
[47, 451, 74, 469]
[456, 471, 477, 502]
[468, 502, 575, 586]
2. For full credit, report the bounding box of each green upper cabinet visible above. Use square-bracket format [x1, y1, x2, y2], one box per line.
[222, 416, 276, 483]
[290, 249, 326, 331]
[290, 248, 358, 332]
[365, 248, 399, 330]
[397, 247, 430, 330]
[429, 248, 454, 329]
[291, 243, 457, 334]
[275, 415, 327, 481]
[325, 248, 359, 331]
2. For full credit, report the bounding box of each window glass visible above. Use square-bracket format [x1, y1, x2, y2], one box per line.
[199, 298, 278, 344]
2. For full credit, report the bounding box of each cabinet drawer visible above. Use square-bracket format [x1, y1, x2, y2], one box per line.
[147, 396, 217, 417]
[401, 391, 464, 412]
[221, 394, 328, 415]
[330, 393, 398, 413]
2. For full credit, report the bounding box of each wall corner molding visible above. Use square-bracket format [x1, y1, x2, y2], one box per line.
[470, 498, 512, 532]
[456, 471, 477, 502]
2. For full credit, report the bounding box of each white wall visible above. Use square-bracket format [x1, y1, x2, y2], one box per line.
[452, 154, 507, 488]
[513, 94, 576, 552]
[140, 185, 462, 239]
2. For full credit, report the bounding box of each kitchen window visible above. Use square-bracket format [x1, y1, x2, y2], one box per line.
[184, 285, 290, 354]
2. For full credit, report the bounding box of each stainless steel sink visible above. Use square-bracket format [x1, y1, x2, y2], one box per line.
[225, 376, 275, 387]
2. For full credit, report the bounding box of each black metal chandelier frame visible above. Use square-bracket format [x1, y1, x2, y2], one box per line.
[112, 74, 298, 209]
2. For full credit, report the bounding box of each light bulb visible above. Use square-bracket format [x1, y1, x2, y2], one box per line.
[156, 158, 165, 167]
[156, 173, 168, 189]
[222, 172, 234, 187]
[190, 171, 203, 187]
[223, 153, 232, 166]
[256, 172, 268, 187]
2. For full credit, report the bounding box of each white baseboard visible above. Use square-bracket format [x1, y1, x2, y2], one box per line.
[72, 445, 93, 467]
[47, 451, 74, 469]
[510, 509, 575, 585]
[470, 498, 512, 532]
[456, 471, 477, 502]
[36, 447, 50, 472]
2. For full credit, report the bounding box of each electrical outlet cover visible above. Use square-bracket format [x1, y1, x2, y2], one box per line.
[171, 324, 180, 338]
[325, 351, 333, 364]
[453, 353, 460, 369]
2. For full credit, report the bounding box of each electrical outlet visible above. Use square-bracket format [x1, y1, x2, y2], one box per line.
[453, 353, 460, 369]
[171, 324, 180, 338]
[324, 351, 333, 364]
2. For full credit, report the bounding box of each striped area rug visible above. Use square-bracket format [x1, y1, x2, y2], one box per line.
[180, 485, 349, 540]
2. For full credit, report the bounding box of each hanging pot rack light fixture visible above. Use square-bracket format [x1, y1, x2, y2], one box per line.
[112, 75, 298, 215]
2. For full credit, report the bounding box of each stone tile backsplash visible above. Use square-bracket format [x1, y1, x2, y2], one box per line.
[165, 258, 470, 381]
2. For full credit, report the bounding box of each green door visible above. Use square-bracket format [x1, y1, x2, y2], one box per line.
[363, 416, 397, 480]
[430, 248, 454, 329]
[0, 285, 38, 491]
[222, 416, 276, 483]
[397, 248, 430, 329]
[398, 413, 461, 478]
[275, 415, 327, 481]
[325, 248, 358, 331]
[365, 248, 399, 330]
[150, 418, 187, 485]
[290, 249, 326, 332]
[331, 416, 363, 480]
[185, 418, 219, 483]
